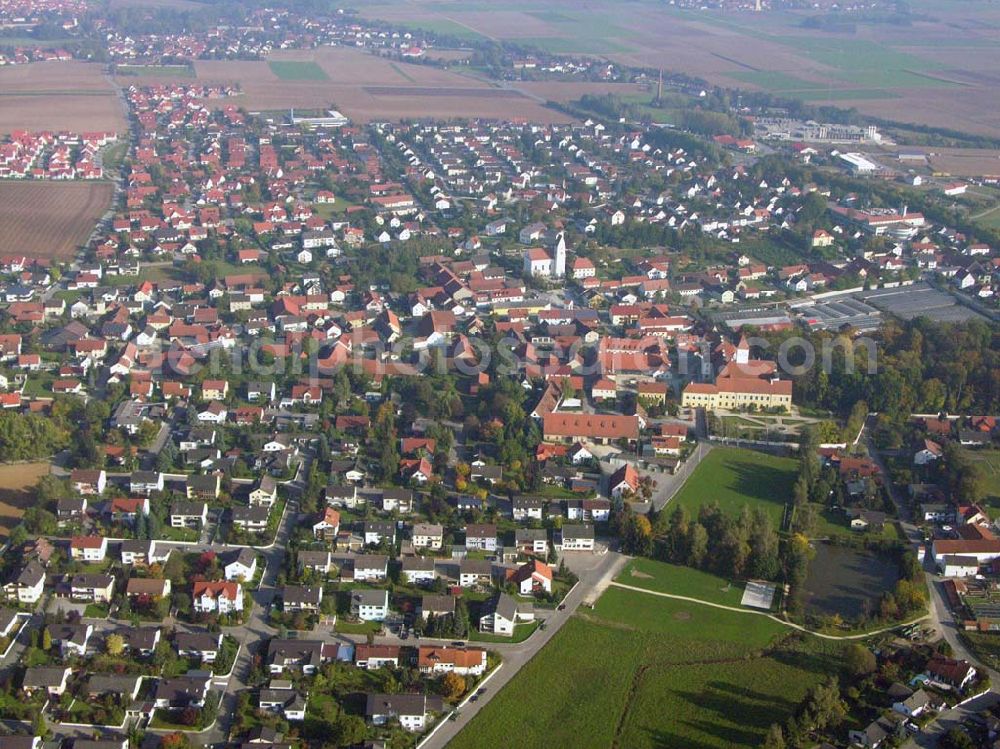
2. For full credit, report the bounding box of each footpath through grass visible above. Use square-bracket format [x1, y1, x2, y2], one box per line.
[450, 580, 845, 749]
[617, 557, 745, 607]
[670, 446, 798, 529]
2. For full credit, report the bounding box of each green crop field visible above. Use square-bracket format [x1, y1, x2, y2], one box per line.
[450, 580, 844, 749]
[763, 36, 956, 90]
[795, 88, 900, 101]
[381, 17, 486, 40]
[669, 447, 798, 528]
[517, 36, 630, 54]
[267, 61, 329, 81]
[728, 70, 822, 92]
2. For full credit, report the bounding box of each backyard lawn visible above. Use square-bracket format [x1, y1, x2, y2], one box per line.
[809, 504, 901, 540]
[669, 447, 798, 529]
[450, 584, 844, 749]
[470, 621, 539, 644]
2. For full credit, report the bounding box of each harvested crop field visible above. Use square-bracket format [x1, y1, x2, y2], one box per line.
[0, 182, 114, 260]
[363, 85, 523, 97]
[514, 80, 646, 104]
[0, 462, 49, 539]
[0, 62, 126, 135]
[359, 0, 1000, 138]
[180, 47, 570, 123]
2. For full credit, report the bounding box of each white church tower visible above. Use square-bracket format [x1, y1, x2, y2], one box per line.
[735, 335, 750, 365]
[553, 232, 566, 278]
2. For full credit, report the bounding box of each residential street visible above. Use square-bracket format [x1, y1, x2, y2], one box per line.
[863, 415, 1000, 747]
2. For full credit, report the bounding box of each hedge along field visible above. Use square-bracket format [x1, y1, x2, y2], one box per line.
[669, 447, 798, 529]
[450, 583, 845, 749]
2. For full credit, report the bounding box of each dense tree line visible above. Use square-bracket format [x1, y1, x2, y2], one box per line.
[0, 410, 71, 461]
[658, 503, 781, 581]
[755, 318, 999, 421]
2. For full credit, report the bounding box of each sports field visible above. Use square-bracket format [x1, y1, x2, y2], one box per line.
[450, 581, 844, 749]
[669, 447, 798, 529]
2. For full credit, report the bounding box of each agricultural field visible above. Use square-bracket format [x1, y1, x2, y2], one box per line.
[0, 462, 50, 539]
[267, 61, 329, 81]
[0, 62, 126, 135]
[180, 48, 569, 123]
[358, 0, 1000, 138]
[668, 447, 798, 529]
[450, 581, 844, 749]
[0, 182, 114, 260]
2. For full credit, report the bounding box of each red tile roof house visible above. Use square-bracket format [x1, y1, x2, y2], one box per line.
[192, 581, 243, 614]
[505, 560, 553, 595]
[417, 646, 487, 676]
[69, 535, 107, 562]
[542, 413, 640, 444]
[609, 463, 640, 498]
[926, 656, 977, 691]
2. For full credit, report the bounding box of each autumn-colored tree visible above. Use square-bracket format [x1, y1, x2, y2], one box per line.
[160, 733, 191, 749]
[439, 671, 466, 700]
[105, 633, 125, 656]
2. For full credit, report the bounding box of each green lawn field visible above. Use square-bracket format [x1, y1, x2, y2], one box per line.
[267, 61, 329, 81]
[963, 448, 1000, 518]
[449, 580, 844, 749]
[616, 557, 745, 607]
[669, 447, 798, 529]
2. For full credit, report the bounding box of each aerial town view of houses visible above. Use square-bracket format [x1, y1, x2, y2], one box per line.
[0, 0, 998, 749]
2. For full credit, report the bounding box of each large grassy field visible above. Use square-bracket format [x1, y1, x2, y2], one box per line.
[450, 581, 844, 749]
[963, 448, 1000, 518]
[617, 557, 745, 607]
[669, 447, 798, 529]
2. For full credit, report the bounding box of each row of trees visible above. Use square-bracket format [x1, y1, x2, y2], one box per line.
[658, 503, 782, 581]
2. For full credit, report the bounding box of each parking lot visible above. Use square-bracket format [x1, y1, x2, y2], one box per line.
[860, 283, 989, 323]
